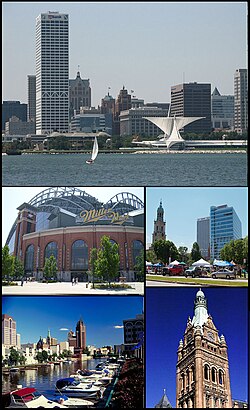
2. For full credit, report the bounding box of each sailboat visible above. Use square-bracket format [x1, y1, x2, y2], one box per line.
[86, 136, 98, 164]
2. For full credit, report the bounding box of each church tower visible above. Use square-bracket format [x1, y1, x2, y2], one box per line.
[176, 289, 232, 408]
[152, 201, 166, 244]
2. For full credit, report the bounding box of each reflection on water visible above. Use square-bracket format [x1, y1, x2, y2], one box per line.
[2, 359, 107, 395]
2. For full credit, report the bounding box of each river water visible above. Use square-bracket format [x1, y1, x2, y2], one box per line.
[2, 152, 247, 186]
[2, 358, 107, 397]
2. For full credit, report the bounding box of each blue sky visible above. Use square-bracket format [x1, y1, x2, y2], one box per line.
[146, 187, 248, 251]
[146, 287, 248, 407]
[2, 2, 247, 107]
[2, 186, 144, 244]
[2, 295, 143, 346]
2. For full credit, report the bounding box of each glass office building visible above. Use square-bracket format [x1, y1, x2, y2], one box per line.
[210, 204, 242, 260]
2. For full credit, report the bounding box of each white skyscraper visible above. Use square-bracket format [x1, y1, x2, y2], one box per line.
[36, 11, 69, 134]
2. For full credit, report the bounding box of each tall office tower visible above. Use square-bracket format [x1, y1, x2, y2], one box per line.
[170, 82, 212, 133]
[197, 217, 210, 259]
[36, 11, 69, 134]
[176, 289, 232, 408]
[211, 87, 234, 130]
[210, 204, 242, 260]
[152, 201, 166, 244]
[2, 101, 27, 131]
[113, 86, 132, 135]
[2, 314, 17, 347]
[27, 75, 36, 122]
[234, 69, 248, 133]
[69, 70, 91, 119]
[76, 318, 86, 350]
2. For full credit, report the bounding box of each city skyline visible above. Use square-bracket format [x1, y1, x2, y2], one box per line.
[2, 295, 143, 346]
[3, 2, 247, 107]
[146, 287, 248, 407]
[146, 187, 248, 252]
[2, 186, 144, 244]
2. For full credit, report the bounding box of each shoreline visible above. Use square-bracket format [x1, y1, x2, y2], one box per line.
[2, 149, 247, 155]
[131, 149, 247, 154]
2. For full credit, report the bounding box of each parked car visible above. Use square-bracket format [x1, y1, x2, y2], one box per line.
[211, 269, 236, 280]
[185, 266, 203, 278]
[162, 265, 184, 276]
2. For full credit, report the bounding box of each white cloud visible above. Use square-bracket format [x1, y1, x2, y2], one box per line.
[114, 325, 123, 329]
[60, 328, 69, 331]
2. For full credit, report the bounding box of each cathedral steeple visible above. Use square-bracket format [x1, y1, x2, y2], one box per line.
[152, 200, 166, 245]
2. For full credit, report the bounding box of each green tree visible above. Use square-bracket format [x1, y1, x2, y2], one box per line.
[9, 347, 20, 366]
[145, 249, 157, 264]
[220, 237, 248, 265]
[36, 352, 43, 363]
[95, 236, 120, 286]
[178, 246, 189, 264]
[89, 247, 98, 288]
[2, 245, 14, 283]
[13, 257, 25, 279]
[42, 350, 48, 362]
[134, 249, 144, 281]
[190, 242, 202, 263]
[43, 255, 58, 281]
[153, 239, 179, 264]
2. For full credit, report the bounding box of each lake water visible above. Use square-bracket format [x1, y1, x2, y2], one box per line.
[2, 358, 107, 396]
[2, 152, 247, 186]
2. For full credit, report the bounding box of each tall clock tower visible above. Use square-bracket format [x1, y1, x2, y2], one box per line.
[152, 200, 166, 244]
[176, 289, 232, 408]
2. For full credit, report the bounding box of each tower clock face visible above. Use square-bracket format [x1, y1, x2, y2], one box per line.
[207, 331, 214, 341]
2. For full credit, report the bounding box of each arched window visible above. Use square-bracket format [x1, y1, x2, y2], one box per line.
[191, 365, 195, 382]
[219, 369, 224, 385]
[24, 244, 34, 272]
[211, 367, 216, 383]
[132, 240, 143, 266]
[44, 241, 58, 262]
[204, 364, 209, 380]
[71, 240, 88, 270]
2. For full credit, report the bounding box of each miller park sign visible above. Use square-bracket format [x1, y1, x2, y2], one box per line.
[78, 207, 130, 225]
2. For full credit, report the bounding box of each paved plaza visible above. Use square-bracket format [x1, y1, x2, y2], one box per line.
[2, 281, 144, 295]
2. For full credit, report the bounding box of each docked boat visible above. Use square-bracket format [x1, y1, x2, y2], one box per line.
[47, 394, 95, 407]
[55, 378, 100, 398]
[2, 387, 65, 408]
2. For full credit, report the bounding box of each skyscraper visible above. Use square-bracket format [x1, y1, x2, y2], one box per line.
[2, 314, 17, 347]
[113, 86, 132, 135]
[75, 318, 86, 351]
[69, 70, 91, 119]
[170, 82, 212, 133]
[35, 11, 69, 134]
[210, 204, 242, 260]
[176, 289, 232, 408]
[211, 87, 234, 130]
[152, 201, 166, 244]
[197, 217, 210, 259]
[27, 75, 36, 123]
[234, 69, 248, 133]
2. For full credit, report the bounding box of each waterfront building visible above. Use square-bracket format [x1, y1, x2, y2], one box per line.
[170, 82, 212, 133]
[131, 97, 144, 108]
[155, 389, 172, 408]
[6, 187, 144, 281]
[36, 11, 69, 134]
[123, 313, 144, 359]
[28, 75, 36, 123]
[211, 87, 234, 130]
[2, 314, 17, 347]
[197, 217, 210, 259]
[234, 69, 248, 133]
[120, 106, 169, 137]
[176, 289, 232, 408]
[5, 116, 36, 135]
[69, 70, 91, 118]
[70, 113, 107, 133]
[67, 318, 86, 355]
[2, 101, 27, 131]
[113, 86, 132, 135]
[152, 201, 166, 244]
[210, 204, 242, 260]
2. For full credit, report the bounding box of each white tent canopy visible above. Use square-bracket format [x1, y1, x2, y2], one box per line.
[192, 258, 212, 267]
[170, 260, 180, 265]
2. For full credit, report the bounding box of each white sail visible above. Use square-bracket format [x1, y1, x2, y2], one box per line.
[91, 136, 98, 161]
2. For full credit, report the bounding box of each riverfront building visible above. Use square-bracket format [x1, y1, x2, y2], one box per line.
[211, 87, 234, 130]
[6, 187, 144, 282]
[120, 106, 169, 137]
[170, 82, 212, 133]
[35, 11, 69, 134]
[176, 289, 232, 408]
[197, 217, 210, 259]
[210, 204, 242, 260]
[27, 75, 36, 123]
[2, 314, 17, 348]
[123, 313, 144, 359]
[234, 69, 248, 133]
[2, 101, 27, 131]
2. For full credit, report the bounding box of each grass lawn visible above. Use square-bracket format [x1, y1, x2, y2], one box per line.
[146, 275, 248, 287]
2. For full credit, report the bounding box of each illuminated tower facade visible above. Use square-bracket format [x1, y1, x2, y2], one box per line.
[176, 290, 232, 408]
